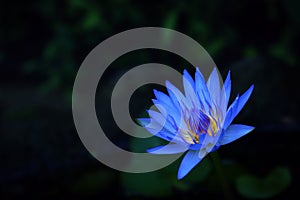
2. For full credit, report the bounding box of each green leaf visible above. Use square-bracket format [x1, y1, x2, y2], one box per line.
[236, 166, 291, 199]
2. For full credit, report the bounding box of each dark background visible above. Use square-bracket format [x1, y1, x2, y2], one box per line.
[1, 0, 300, 199]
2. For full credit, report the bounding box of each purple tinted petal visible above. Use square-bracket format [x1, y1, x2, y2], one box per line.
[195, 68, 212, 112]
[183, 70, 199, 108]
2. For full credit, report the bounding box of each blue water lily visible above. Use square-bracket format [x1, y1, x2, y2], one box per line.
[138, 68, 254, 179]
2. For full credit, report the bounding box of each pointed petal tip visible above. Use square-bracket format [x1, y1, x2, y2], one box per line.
[177, 150, 203, 180]
[146, 147, 159, 154]
[145, 109, 152, 116]
[226, 70, 231, 78]
[220, 124, 255, 145]
[146, 148, 151, 153]
[208, 67, 217, 76]
[165, 80, 171, 88]
[182, 70, 189, 79]
[236, 124, 255, 133]
[195, 67, 202, 74]
[136, 118, 149, 127]
[177, 172, 185, 180]
[135, 118, 141, 125]
[245, 84, 254, 96]
[153, 89, 160, 99]
[248, 125, 255, 131]
[146, 148, 158, 154]
[177, 164, 191, 179]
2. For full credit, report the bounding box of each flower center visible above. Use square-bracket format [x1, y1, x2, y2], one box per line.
[179, 108, 219, 144]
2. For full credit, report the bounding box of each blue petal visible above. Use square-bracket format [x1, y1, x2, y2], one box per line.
[136, 118, 150, 127]
[166, 80, 192, 110]
[189, 143, 202, 150]
[147, 110, 177, 133]
[147, 143, 188, 154]
[177, 150, 203, 179]
[207, 68, 221, 105]
[223, 71, 231, 107]
[166, 88, 181, 111]
[137, 116, 171, 134]
[183, 69, 195, 90]
[220, 124, 254, 145]
[137, 117, 183, 143]
[195, 68, 212, 112]
[210, 144, 220, 152]
[223, 95, 239, 129]
[183, 70, 199, 108]
[145, 127, 183, 143]
[137, 117, 165, 134]
[237, 84, 254, 112]
[153, 89, 180, 112]
[223, 85, 254, 129]
[152, 99, 180, 123]
[215, 129, 225, 146]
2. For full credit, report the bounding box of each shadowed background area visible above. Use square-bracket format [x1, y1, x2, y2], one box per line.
[1, 0, 300, 199]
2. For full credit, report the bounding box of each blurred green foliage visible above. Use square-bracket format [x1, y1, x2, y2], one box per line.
[70, 170, 117, 196]
[120, 128, 292, 198]
[121, 133, 214, 197]
[2, 0, 299, 97]
[236, 167, 291, 199]
[0, 0, 299, 199]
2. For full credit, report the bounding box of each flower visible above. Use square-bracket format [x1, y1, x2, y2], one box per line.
[138, 68, 254, 179]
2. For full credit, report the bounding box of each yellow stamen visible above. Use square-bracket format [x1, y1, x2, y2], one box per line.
[208, 115, 218, 136]
[178, 106, 220, 144]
